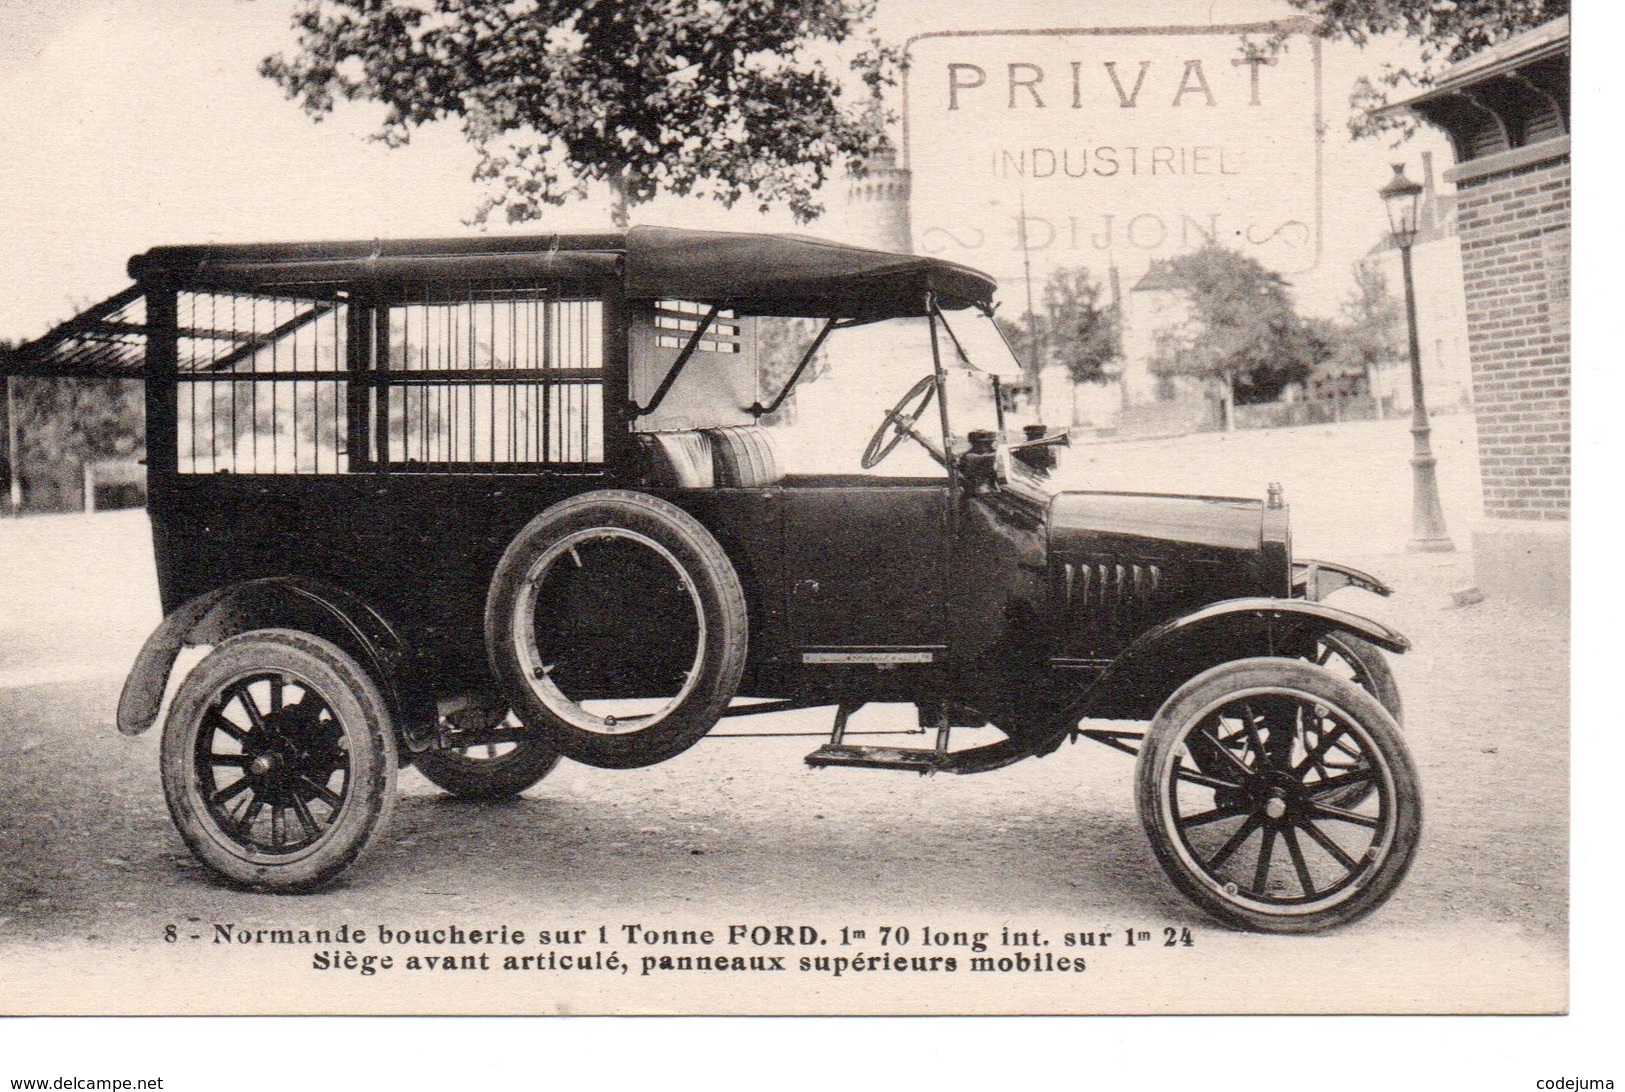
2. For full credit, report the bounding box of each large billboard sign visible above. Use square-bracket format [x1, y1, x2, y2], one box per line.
[904, 23, 1322, 287]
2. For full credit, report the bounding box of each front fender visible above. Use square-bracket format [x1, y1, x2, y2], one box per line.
[1073, 597, 1408, 722]
[115, 576, 434, 750]
[1136, 597, 1409, 655]
[1293, 558, 1394, 601]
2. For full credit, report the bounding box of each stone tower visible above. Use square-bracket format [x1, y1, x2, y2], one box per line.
[843, 145, 913, 254]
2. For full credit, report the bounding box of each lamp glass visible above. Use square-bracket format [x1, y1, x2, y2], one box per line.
[1380, 163, 1423, 245]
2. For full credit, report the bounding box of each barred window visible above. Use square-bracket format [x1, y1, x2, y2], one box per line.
[175, 291, 349, 474]
[382, 290, 604, 468]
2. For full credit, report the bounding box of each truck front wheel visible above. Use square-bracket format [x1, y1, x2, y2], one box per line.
[1135, 658, 1420, 933]
[159, 628, 398, 892]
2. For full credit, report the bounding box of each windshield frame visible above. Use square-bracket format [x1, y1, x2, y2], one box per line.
[931, 301, 1010, 438]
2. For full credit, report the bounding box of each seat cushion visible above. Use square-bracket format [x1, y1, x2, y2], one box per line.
[705, 425, 780, 488]
[637, 431, 714, 488]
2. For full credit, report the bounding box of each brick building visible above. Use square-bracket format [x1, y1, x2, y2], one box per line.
[1384, 16, 1570, 601]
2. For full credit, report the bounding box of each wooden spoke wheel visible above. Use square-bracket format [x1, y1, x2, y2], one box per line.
[1135, 658, 1420, 933]
[1295, 630, 1403, 808]
[160, 629, 397, 892]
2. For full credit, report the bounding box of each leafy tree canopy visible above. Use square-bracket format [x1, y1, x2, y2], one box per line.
[995, 266, 1120, 386]
[1146, 244, 1311, 406]
[1253, 0, 1566, 138]
[1335, 259, 1404, 377]
[262, 0, 897, 226]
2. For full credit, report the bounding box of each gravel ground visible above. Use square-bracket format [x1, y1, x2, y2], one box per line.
[0, 414, 1568, 1014]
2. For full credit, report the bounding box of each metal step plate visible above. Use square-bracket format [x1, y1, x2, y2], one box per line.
[804, 743, 950, 774]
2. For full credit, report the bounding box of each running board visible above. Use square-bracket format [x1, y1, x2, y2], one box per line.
[804, 743, 952, 774]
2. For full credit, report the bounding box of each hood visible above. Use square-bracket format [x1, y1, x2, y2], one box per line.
[1048, 491, 1265, 556]
[1044, 490, 1288, 660]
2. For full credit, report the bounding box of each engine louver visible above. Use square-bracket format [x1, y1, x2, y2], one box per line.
[1063, 558, 1166, 637]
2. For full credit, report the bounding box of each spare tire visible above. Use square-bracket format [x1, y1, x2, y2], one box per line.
[486, 490, 748, 769]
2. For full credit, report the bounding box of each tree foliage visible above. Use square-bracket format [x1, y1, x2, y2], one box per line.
[1252, 0, 1567, 140]
[5, 372, 144, 511]
[995, 266, 1120, 386]
[1335, 259, 1405, 381]
[262, 0, 898, 226]
[1146, 245, 1311, 406]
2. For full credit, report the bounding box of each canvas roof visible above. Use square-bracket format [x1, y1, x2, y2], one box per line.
[125, 225, 995, 316]
[6, 227, 996, 380]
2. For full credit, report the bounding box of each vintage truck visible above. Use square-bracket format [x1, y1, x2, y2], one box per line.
[6, 226, 1419, 931]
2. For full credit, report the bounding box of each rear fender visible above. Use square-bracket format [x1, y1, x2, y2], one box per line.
[1072, 597, 1409, 723]
[116, 576, 435, 751]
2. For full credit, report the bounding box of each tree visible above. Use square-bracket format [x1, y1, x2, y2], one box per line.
[1146, 245, 1313, 425]
[1248, 1, 1567, 139]
[1336, 259, 1405, 409]
[1040, 267, 1121, 386]
[7, 375, 144, 511]
[1299, 314, 1350, 395]
[262, 1, 898, 227]
[995, 266, 1119, 386]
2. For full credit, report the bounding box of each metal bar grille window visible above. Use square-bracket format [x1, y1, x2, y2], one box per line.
[383, 291, 604, 469]
[175, 291, 349, 474]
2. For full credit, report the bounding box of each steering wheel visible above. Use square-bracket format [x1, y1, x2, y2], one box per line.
[861, 375, 940, 470]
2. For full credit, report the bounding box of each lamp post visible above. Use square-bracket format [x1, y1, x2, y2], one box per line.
[1380, 162, 1455, 553]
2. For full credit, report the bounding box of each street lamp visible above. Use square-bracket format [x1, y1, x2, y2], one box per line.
[1380, 162, 1455, 552]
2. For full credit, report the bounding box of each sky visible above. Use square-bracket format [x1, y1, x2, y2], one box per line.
[0, 0, 1455, 341]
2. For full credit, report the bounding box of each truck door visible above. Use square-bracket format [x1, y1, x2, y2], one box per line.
[782, 483, 950, 664]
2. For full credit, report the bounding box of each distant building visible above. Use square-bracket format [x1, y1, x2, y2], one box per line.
[1119, 262, 1190, 407]
[842, 145, 913, 255]
[1381, 15, 1569, 603]
[1366, 151, 1473, 411]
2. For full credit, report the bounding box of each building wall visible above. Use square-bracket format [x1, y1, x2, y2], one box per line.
[1375, 238, 1473, 411]
[1453, 150, 1571, 522]
[1119, 286, 1188, 406]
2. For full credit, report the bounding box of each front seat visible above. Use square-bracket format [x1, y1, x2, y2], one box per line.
[705, 426, 781, 488]
[636, 430, 715, 488]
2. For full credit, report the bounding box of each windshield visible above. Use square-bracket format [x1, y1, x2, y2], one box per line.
[758, 312, 1008, 476]
[937, 307, 1026, 379]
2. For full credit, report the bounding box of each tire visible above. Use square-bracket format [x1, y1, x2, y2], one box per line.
[414, 706, 560, 800]
[1297, 630, 1403, 809]
[160, 628, 398, 893]
[1134, 658, 1421, 934]
[486, 490, 748, 770]
[1307, 630, 1403, 724]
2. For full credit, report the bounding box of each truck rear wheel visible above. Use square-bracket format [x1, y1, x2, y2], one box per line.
[414, 706, 560, 800]
[486, 490, 748, 769]
[160, 628, 398, 892]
